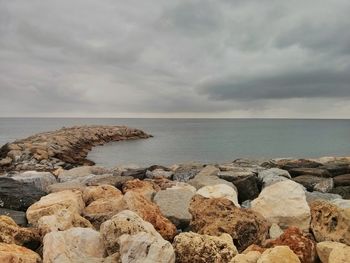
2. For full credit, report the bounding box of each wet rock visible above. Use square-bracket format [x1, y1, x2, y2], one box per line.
[293, 175, 333, 192]
[333, 174, 350, 187]
[265, 227, 317, 263]
[0, 208, 27, 226]
[173, 232, 238, 263]
[0, 243, 41, 263]
[305, 191, 342, 205]
[119, 232, 175, 263]
[10, 171, 57, 192]
[172, 162, 203, 182]
[251, 180, 311, 231]
[154, 187, 195, 228]
[316, 241, 348, 263]
[43, 227, 105, 263]
[289, 168, 331, 178]
[330, 186, 350, 199]
[310, 201, 350, 245]
[197, 184, 239, 207]
[122, 179, 159, 200]
[231, 251, 261, 263]
[257, 246, 301, 263]
[189, 195, 269, 252]
[0, 177, 46, 211]
[232, 175, 260, 203]
[258, 168, 291, 188]
[58, 166, 109, 182]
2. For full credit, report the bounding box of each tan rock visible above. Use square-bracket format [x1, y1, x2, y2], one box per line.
[47, 180, 85, 193]
[230, 251, 261, 263]
[257, 246, 301, 263]
[269, 223, 283, 239]
[58, 166, 109, 182]
[251, 180, 311, 231]
[122, 179, 159, 200]
[197, 184, 239, 207]
[328, 245, 350, 263]
[173, 231, 238, 263]
[316, 241, 348, 263]
[189, 195, 269, 252]
[43, 227, 105, 263]
[0, 215, 39, 246]
[83, 185, 122, 205]
[0, 242, 41, 263]
[26, 190, 85, 225]
[310, 201, 350, 245]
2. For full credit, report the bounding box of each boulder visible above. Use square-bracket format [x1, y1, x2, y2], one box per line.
[289, 168, 331, 178]
[57, 166, 109, 182]
[258, 168, 291, 188]
[47, 180, 85, 193]
[316, 241, 348, 263]
[330, 186, 350, 199]
[43, 227, 105, 263]
[0, 243, 41, 263]
[257, 246, 300, 263]
[189, 195, 269, 252]
[333, 174, 350, 186]
[196, 184, 239, 207]
[251, 180, 311, 231]
[0, 208, 27, 226]
[275, 159, 322, 170]
[217, 167, 255, 182]
[153, 187, 195, 228]
[329, 198, 350, 209]
[10, 171, 57, 193]
[121, 168, 147, 180]
[122, 179, 159, 200]
[172, 162, 203, 182]
[82, 185, 122, 205]
[320, 163, 350, 177]
[145, 169, 173, 179]
[84, 174, 133, 188]
[231, 251, 261, 263]
[26, 190, 85, 225]
[232, 175, 260, 203]
[305, 191, 342, 205]
[310, 201, 350, 245]
[0, 177, 46, 211]
[118, 232, 175, 263]
[173, 232, 238, 263]
[269, 223, 284, 239]
[328, 245, 350, 263]
[293, 175, 332, 192]
[100, 210, 162, 255]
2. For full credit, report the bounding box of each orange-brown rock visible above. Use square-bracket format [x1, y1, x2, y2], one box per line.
[82, 185, 122, 205]
[0, 242, 41, 263]
[122, 179, 160, 200]
[189, 195, 269, 252]
[265, 227, 317, 263]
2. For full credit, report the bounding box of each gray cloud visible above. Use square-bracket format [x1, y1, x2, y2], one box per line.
[0, 0, 349, 118]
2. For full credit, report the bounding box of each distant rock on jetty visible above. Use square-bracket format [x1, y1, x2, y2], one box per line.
[0, 125, 151, 172]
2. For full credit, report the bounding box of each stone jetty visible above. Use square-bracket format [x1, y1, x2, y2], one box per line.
[1, 127, 350, 262]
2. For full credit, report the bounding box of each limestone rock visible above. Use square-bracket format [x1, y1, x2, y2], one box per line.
[118, 232, 175, 263]
[173, 232, 238, 263]
[258, 168, 291, 188]
[172, 162, 203, 182]
[231, 251, 261, 263]
[217, 167, 255, 182]
[121, 168, 147, 179]
[189, 195, 269, 252]
[305, 191, 342, 205]
[316, 241, 348, 263]
[310, 201, 350, 245]
[146, 169, 173, 179]
[328, 245, 350, 263]
[47, 180, 85, 193]
[257, 246, 301, 263]
[251, 180, 311, 231]
[0, 243, 41, 263]
[289, 168, 331, 178]
[269, 223, 283, 239]
[293, 175, 333, 192]
[26, 190, 85, 225]
[330, 186, 350, 199]
[154, 187, 195, 228]
[197, 184, 239, 207]
[10, 171, 57, 192]
[122, 179, 159, 200]
[58, 166, 109, 182]
[43, 227, 105, 263]
[0, 208, 27, 226]
[330, 198, 350, 209]
[83, 185, 122, 205]
[84, 174, 133, 188]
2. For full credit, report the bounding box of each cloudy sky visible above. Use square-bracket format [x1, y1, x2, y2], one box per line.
[1, 0, 350, 118]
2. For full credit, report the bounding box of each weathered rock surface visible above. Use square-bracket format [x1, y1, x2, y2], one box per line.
[289, 168, 332, 178]
[217, 166, 256, 182]
[189, 195, 269, 252]
[47, 180, 85, 193]
[293, 175, 333, 192]
[122, 179, 159, 200]
[58, 165, 109, 182]
[333, 174, 350, 186]
[273, 159, 322, 170]
[0, 208, 27, 226]
[43, 227, 105, 263]
[251, 180, 311, 231]
[232, 174, 260, 203]
[173, 231, 238, 263]
[258, 168, 291, 188]
[83, 185, 122, 205]
[0, 177, 46, 211]
[154, 187, 195, 228]
[146, 169, 173, 179]
[310, 201, 350, 245]
[196, 184, 239, 207]
[121, 168, 147, 180]
[328, 245, 350, 263]
[330, 186, 350, 199]
[10, 171, 57, 192]
[257, 246, 301, 263]
[0, 243, 41, 263]
[269, 223, 284, 239]
[172, 162, 203, 182]
[316, 241, 349, 263]
[305, 191, 342, 205]
[231, 251, 261, 263]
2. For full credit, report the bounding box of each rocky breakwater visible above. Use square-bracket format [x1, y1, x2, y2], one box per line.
[0, 125, 151, 172]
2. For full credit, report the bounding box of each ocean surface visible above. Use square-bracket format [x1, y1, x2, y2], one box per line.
[0, 118, 349, 167]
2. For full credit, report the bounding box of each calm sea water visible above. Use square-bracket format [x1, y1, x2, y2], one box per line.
[0, 118, 349, 167]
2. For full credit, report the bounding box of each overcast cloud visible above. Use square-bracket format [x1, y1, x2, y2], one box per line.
[1, 0, 350, 118]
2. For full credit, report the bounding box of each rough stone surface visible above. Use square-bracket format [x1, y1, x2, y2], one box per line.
[122, 179, 159, 200]
[43, 227, 105, 263]
[232, 175, 260, 203]
[154, 187, 195, 228]
[310, 201, 350, 245]
[293, 175, 330, 191]
[316, 241, 348, 263]
[333, 174, 350, 187]
[189, 195, 269, 252]
[257, 246, 301, 263]
[196, 184, 239, 207]
[47, 180, 85, 193]
[328, 245, 350, 263]
[251, 180, 311, 231]
[289, 168, 332, 178]
[83, 185, 122, 205]
[173, 232, 238, 263]
[305, 191, 342, 205]
[0, 177, 46, 211]
[146, 169, 173, 179]
[10, 171, 57, 192]
[269, 223, 284, 239]
[258, 168, 291, 188]
[58, 165, 109, 182]
[172, 162, 203, 182]
[0, 243, 41, 263]
[0, 208, 27, 226]
[231, 251, 261, 263]
[330, 186, 350, 199]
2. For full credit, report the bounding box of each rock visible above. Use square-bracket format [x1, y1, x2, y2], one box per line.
[0, 177, 46, 211]
[121, 168, 147, 180]
[310, 201, 350, 245]
[314, 178, 334, 193]
[10, 171, 57, 193]
[47, 180, 85, 193]
[257, 246, 301, 263]
[172, 162, 203, 182]
[231, 251, 261, 263]
[145, 169, 173, 179]
[154, 187, 195, 228]
[330, 198, 350, 209]
[333, 174, 350, 186]
[328, 245, 350, 263]
[269, 223, 284, 239]
[58, 166, 109, 182]
[0, 208, 27, 226]
[320, 163, 350, 177]
[83, 185, 122, 205]
[43, 227, 105, 263]
[293, 175, 333, 192]
[305, 191, 342, 205]
[100, 210, 162, 255]
[0, 243, 41, 263]
[265, 227, 317, 263]
[258, 168, 291, 188]
[251, 180, 311, 231]
[217, 167, 255, 182]
[330, 186, 350, 199]
[122, 179, 159, 200]
[316, 241, 348, 263]
[232, 175, 260, 203]
[289, 168, 331, 178]
[26, 190, 85, 225]
[189, 195, 269, 252]
[173, 232, 238, 263]
[123, 191, 177, 241]
[275, 159, 322, 170]
[0, 216, 39, 247]
[196, 184, 239, 207]
[118, 232, 175, 263]
[84, 174, 133, 188]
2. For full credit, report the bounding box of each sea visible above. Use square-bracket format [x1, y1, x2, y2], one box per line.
[0, 118, 349, 167]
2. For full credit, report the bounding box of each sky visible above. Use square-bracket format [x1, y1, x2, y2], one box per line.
[0, 0, 350, 118]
